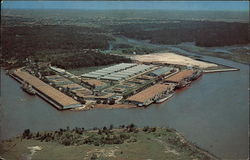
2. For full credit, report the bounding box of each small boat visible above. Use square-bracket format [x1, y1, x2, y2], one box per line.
[155, 93, 174, 103]
[21, 82, 36, 95]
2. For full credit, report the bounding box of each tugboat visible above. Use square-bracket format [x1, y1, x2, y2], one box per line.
[21, 82, 36, 95]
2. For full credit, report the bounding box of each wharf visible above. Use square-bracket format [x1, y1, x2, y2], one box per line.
[203, 68, 239, 73]
[11, 69, 82, 110]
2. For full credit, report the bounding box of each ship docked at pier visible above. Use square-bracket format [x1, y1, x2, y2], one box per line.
[21, 82, 36, 95]
[155, 93, 174, 104]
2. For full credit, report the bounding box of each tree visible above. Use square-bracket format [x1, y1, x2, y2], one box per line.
[36, 132, 40, 138]
[98, 129, 102, 135]
[96, 99, 101, 104]
[103, 100, 107, 104]
[22, 129, 31, 138]
[103, 126, 107, 131]
[66, 126, 70, 131]
[79, 98, 86, 104]
[90, 154, 98, 160]
[109, 124, 114, 130]
[62, 137, 71, 146]
[109, 99, 115, 105]
[143, 126, 149, 132]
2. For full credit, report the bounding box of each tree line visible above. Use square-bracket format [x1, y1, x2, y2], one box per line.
[21, 124, 158, 146]
[110, 20, 249, 47]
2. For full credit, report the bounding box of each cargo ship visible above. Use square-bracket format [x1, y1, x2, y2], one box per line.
[155, 93, 174, 104]
[21, 82, 36, 95]
[176, 80, 191, 89]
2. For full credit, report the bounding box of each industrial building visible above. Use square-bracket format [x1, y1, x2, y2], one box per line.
[45, 75, 73, 85]
[148, 66, 173, 77]
[81, 63, 154, 81]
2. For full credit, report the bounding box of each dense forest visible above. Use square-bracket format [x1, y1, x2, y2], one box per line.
[1, 13, 249, 68]
[50, 51, 131, 69]
[1, 25, 113, 60]
[110, 20, 249, 47]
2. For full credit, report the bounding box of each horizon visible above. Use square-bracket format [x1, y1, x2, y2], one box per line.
[2, 1, 249, 11]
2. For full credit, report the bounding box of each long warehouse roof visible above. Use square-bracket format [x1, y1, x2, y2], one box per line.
[14, 69, 81, 107]
[165, 70, 195, 83]
[127, 84, 173, 103]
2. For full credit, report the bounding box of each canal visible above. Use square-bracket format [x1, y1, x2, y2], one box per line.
[0, 53, 249, 159]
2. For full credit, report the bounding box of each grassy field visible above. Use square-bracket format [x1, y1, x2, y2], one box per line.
[0, 127, 217, 160]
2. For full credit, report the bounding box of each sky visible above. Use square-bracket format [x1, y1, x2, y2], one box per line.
[1, 1, 249, 11]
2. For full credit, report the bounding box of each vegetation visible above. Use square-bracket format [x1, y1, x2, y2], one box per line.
[50, 50, 131, 69]
[1, 125, 217, 160]
[110, 21, 249, 47]
[1, 10, 249, 68]
[2, 25, 111, 59]
[18, 124, 146, 146]
[1, 25, 131, 69]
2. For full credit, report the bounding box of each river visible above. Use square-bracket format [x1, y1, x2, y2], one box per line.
[0, 50, 249, 159]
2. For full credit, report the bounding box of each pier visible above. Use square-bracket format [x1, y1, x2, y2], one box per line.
[203, 68, 239, 73]
[11, 69, 82, 110]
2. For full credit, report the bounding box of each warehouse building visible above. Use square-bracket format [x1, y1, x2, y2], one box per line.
[165, 70, 195, 88]
[81, 63, 136, 79]
[148, 66, 173, 77]
[82, 63, 154, 81]
[165, 70, 195, 83]
[126, 83, 175, 106]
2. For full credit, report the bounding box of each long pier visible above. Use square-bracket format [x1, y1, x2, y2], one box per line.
[11, 69, 82, 110]
[203, 68, 239, 73]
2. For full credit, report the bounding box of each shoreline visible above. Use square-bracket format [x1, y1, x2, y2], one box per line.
[0, 127, 219, 160]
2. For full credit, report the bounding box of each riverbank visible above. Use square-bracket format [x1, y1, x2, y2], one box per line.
[0, 127, 218, 160]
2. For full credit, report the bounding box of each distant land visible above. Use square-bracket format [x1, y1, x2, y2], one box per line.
[2, 1, 249, 12]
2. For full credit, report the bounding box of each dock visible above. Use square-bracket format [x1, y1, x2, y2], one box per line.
[203, 68, 239, 73]
[12, 69, 82, 110]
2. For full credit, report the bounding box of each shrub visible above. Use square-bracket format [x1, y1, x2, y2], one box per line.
[22, 129, 31, 138]
[62, 138, 71, 146]
[90, 154, 98, 160]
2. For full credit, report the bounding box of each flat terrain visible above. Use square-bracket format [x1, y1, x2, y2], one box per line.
[0, 128, 217, 160]
[133, 52, 218, 69]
